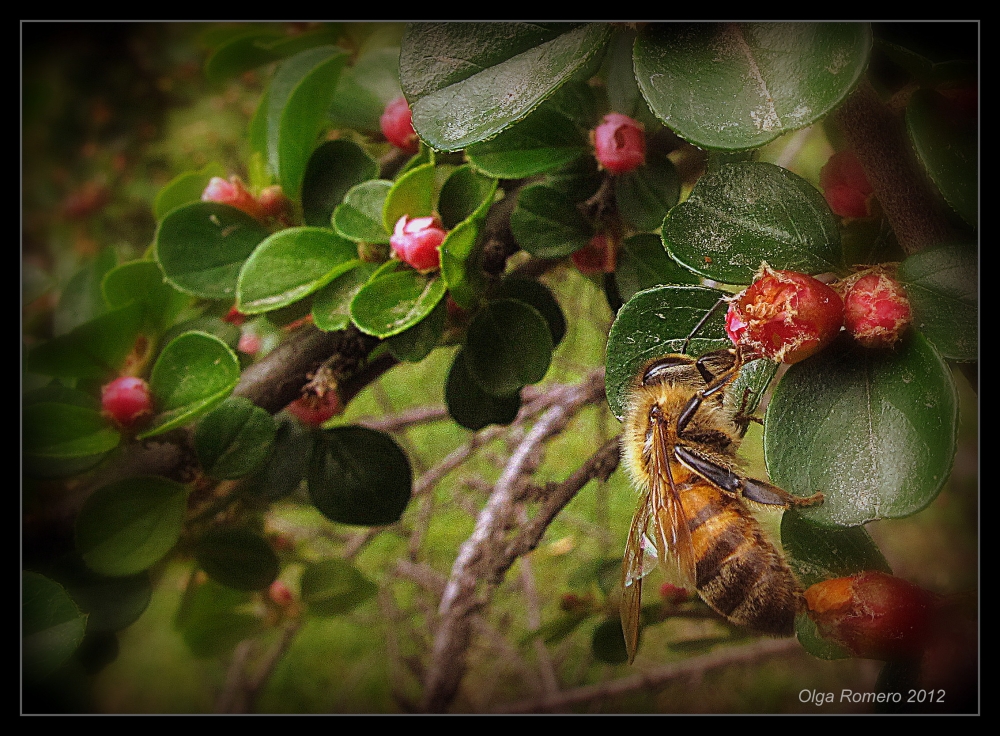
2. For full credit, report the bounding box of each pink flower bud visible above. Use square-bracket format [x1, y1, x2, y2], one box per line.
[390, 215, 446, 272]
[571, 233, 618, 275]
[820, 150, 874, 218]
[842, 270, 912, 348]
[593, 113, 646, 174]
[101, 376, 154, 428]
[201, 176, 267, 221]
[380, 96, 419, 154]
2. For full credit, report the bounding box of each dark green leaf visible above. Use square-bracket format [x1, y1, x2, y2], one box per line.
[591, 617, 629, 664]
[543, 155, 603, 202]
[102, 260, 190, 332]
[22, 572, 87, 681]
[329, 47, 404, 131]
[195, 397, 277, 479]
[464, 299, 553, 396]
[493, 278, 566, 347]
[663, 162, 844, 284]
[528, 611, 591, 646]
[440, 217, 485, 310]
[614, 233, 701, 304]
[510, 183, 594, 259]
[26, 304, 143, 380]
[196, 529, 279, 591]
[906, 88, 977, 226]
[139, 331, 241, 439]
[312, 262, 378, 332]
[438, 165, 498, 229]
[153, 163, 227, 220]
[898, 244, 977, 362]
[241, 416, 313, 501]
[48, 557, 151, 634]
[614, 149, 680, 231]
[635, 23, 871, 150]
[781, 510, 891, 589]
[445, 347, 522, 431]
[332, 180, 393, 244]
[605, 285, 730, 420]
[765, 333, 958, 527]
[387, 297, 447, 362]
[176, 579, 261, 658]
[604, 28, 656, 126]
[23, 402, 119, 463]
[267, 46, 349, 197]
[300, 559, 378, 617]
[204, 28, 283, 83]
[155, 202, 270, 300]
[350, 269, 447, 338]
[54, 248, 116, 336]
[308, 426, 413, 526]
[400, 23, 612, 150]
[237, 227, 360, 314]
[75, 476, 188, 577]
[301, 140, 378, 227]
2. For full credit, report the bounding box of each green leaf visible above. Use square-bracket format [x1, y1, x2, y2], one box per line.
[153, 163, 227, 220]
[195, 397, 277, 479]
[329, 47, 404, 131]
[139, 331, 241, 439]
[634, 23, 871, 150]
[614, 233, 701, 304]
[195, 529, 279, 592]
[543, 155, 603, 203]
[906, 88, 977, 227]
[465, 103, 588, 179]
[493, 278, 567, 347]
[155, 202, 270, 300]
[438, 165, 498, 229]
[401, 23, 612, 150]
[382, 162, 439, 232]
[445, 347, 521, 431]
[510, 184, 594, 259]
[605, 285, 730, 420]
[387, 297, 447, 362]
[604, 28, 656, 126]
[312, 262, 378, 332]
[440, 217, 485, 310]
[176, 579, 261, 658]
[23, 402, 120, 463]
[781, 511, 891, 590]
[267, 46, 349, 197]
[301, 140, 378, 227]
[898, 244, 977, 362]
[300, 559, 378, 617]
[350, 269, 447, 338]
[204, 28, 283, 83]
[54, 247, 116, 336]
[591, 617, 629, 665]
[464, 299, 553, 396]
[614, 149, 680, 232]
[102, 260, 190, 332]
[50, 559, 151, 635]
[241, 416, 313, 501]
[237, 227, 360, 314]
[308, 426, 413, 526]
[22, 572, 87, 681]
[332, 180, 393, 244]
[26, 304, 143, 380]
[764, 333, 958, 527]
[75, 476, 188, 577]
[663, 162, 844, 284]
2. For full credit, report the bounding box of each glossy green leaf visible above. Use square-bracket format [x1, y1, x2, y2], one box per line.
[22, 572, 87, 681]
[465, 103, 588, 179]
[350, 269, 447, 338]
[139, 331, 241, 439]
[301, 140, 378, 227]
[614, 149, 680, 232]
[311, 263, 377, 332]
[23, 402, 119, 462]
[614, 233, 701, 304]
[332, 180, 393, 244]
[195, 529, 279, 592]
[237, 227, 360, 314]
[605, 27, 656, 126]
[76, 476, 188, 576]
[634, 23, 871, 150]
[204, 28, 283, 83]
[176, 579, 261, 658]
[510, 184, 594, 259]
[382, 162, 438, 233]
[153, 162, 227, 220]
[464, 299, 553, 396]
[494, 278, 566, 347]
[438, 165, 498, 229]
[543, 155, 603, 203]
[195, 397, 276, 479]
[241, 416, 313, 501]
[300, 559, 378, 617]
[898, 244, 977, 361]
[906, 88, 977, 226]
[155, 202, 270, 300]
[663, 162, 843, 284]
[781, 511, 891, 589]
[26, 304, 143, 380]
[445, 347, 521, 431]
[102, 260, 190, 332]
[308, 426, 413, 526]
[605, 285, 730, 420]
[387, 297, 446, 362]
[440, 217, 485, 310]
[266, 46, 349, 197]
[765, 333, 958, 527]
[329, 47, 404, 131]
[400, 23, 611, 150]
[54, 247, 116, 335]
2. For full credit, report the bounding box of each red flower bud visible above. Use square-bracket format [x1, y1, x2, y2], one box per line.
[571, 233, 618, 275]
[380, 96, 419, 154]
[820, 150, 874, 218]
[390, 215, 446, 273]
[258, 185, 294, 225]
[101, 376, 154, 428]
[268, 580, 294, 607]
[593, 113, 646, 174]
[285, 391, 343, 427]
[842, 269, 912, 348]
[726, 265, 844, 364]
[201, 176, 267, 221]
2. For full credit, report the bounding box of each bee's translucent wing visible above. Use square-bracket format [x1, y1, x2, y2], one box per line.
[621, 494, 652, 664]
[648, 411, 698, 588]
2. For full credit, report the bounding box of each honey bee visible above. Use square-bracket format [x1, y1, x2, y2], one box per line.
[619, 347, 823, 662]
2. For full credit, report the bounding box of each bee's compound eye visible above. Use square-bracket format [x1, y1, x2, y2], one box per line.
[641, 355, 692, 386]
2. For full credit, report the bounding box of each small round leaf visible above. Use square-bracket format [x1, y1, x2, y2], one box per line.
[445, 347, 522, 431]
[195, 529, 280, 592]
[350, 270, 447, 338]
[195, 397, 277, 479]
[301, 140, 378, 227]
[510, 184, 594, 259]
[22, 572, 87, 681]
[300, 559, 378, 617]
[464, 299, 553, 396]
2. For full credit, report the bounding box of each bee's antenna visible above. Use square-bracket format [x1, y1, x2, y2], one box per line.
[682, 295, 730, 356]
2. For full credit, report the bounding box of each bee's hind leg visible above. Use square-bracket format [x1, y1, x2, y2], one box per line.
[741, 477, 824, 509]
